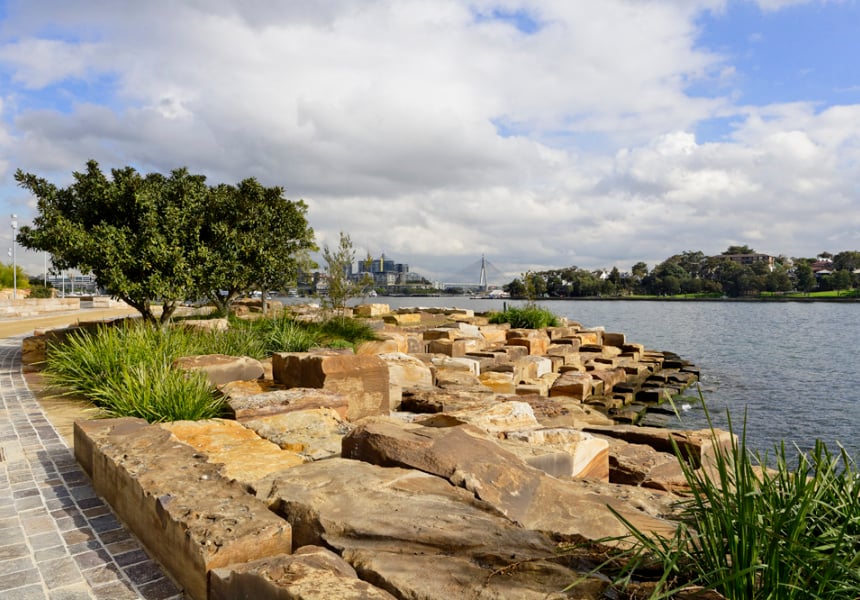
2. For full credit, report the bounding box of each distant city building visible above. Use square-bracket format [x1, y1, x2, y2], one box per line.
[46, 273, 99, 294]
[355, 253, 409, 286]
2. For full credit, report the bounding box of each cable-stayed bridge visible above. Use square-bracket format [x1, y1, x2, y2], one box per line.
[443, 255, 507, 290]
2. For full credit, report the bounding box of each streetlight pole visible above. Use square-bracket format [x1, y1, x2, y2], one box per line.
[11, 214, 17, 301]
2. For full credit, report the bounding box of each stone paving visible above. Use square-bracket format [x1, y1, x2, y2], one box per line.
[0, 336, 184, 600]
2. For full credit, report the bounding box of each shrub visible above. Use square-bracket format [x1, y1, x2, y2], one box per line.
[488, 305, 559, 329]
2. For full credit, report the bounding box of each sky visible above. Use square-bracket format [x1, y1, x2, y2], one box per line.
[1, 0, 859, 286]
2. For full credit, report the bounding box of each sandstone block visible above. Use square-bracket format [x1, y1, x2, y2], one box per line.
[160, 419, 304, 487]
[378, 352, 434, 410]
[515, 382, 548, 396]
[179, 318, 229, 333]
[500, 345, 528, 361]
[545, 326, 578, 340]
[478, 371, 516, 394]
[603, 438, 689, 492]
[574, 330, 602, 345]
[583, 425, 735, 469]
[242, 408, 352, 461]
[430, 355, 480, 375]
[260, 458, 588, 599]
[173, 354, 264, 386]
[75, 418, 291, 600]
[603, 332, 626, 347]
[590, 368, 627, 392]
[506, 329, 550, 355]
[209, 546, 397, 600]
[398, 389, 495, 414]
[517, 396, 615, 429]
[21, 334, 47, 365]
[354, 303, 390, 317]
[224, 387, 350, 421]
[429, 400, 540, 434]
[504, 428, 609, 480]
[427, 339, 467, 357]
[433, 368, 486, 390]
[549, 371, 593, 401]
[382, 312, 421, 326]
[271, 352, 389, 421]
[355, 336, 405, 355]
[478, 324, 509, 345]
[340, 422, 674, 542]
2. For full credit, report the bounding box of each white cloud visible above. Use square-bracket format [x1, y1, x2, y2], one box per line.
[1, 0, 859, 278]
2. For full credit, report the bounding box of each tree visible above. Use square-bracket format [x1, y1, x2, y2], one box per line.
[16, 161, 317, 324]
[723, 245, 756, 255]
[631, 262, 648, 279]
[322, 231, 357, 318]
[794, 262, 816, 295]
[16, 161, 208, 325]
[198, 179, 316, 315]
[0, 264, 30, 290]
[832, 251, 860, 273]
[831, 270, 852, 295]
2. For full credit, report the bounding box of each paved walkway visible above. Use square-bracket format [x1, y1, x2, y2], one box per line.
[0, 336, 184, 599]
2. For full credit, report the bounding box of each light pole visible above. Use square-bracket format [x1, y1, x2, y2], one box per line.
[11, 214, 17, 300]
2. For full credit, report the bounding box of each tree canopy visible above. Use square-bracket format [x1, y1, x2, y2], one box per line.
[16, 160, 316, 324]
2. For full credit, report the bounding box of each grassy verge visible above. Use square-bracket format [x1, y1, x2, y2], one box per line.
[488, 305, 560, 329]
[44, 315, 377, 422]
[570, 409, 860, 598]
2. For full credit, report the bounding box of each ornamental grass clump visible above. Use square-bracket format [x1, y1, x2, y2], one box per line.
[44, 315, 379, 423]
[45, 322, 226, 422]
[488, 305, 560, 329]
[578, 408, 860, 599]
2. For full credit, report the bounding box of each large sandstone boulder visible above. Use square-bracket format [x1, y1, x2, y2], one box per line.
[221, 386, 351, 421]
[210, 546, 397, 600]
[160, 419, 304, 487]
[425, 400, 540, 434]
[341, 420, 675, 542]
[514, 395, 616, 429]
[503, 428, 610, 480]
[74, 418, 291, 600]
[259, 459, 605, 599]
[583, 425, 735, 468]
[398, 389, 496, 414]
[173, 354, 264, 386]
[272, 352, 389, 421]
[242, 408, 352, 461]
[602, 437, 689, 492]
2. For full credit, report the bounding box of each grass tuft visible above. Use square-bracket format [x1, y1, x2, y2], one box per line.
[573, 406, 860, 599]
[44, 315, 378, 423]
[488, 305, 560, 329]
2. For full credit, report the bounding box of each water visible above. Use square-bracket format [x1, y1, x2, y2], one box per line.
[355, 296, 860, 462]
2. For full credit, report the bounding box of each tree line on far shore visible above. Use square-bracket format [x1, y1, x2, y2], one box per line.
[504, 246, 860, 299]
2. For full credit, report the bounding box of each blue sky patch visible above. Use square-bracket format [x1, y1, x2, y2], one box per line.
[473, 6, 542, 35]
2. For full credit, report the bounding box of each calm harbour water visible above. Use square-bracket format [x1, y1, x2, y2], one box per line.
[368, 296, 860, 462]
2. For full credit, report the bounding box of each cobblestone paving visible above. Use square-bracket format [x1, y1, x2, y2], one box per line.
[0, 337, 184, 599]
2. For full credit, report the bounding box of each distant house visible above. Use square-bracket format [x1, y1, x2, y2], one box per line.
[722, 253, 775, 271]
[811, 260, 833, 273]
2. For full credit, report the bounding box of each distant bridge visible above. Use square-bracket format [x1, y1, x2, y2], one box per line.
[443, 256, 506, 290]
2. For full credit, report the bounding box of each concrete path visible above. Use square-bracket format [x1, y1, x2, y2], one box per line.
[0, 334, 184, 599]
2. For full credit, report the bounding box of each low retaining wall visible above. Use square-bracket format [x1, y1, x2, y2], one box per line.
[0, 297, 81, 318]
